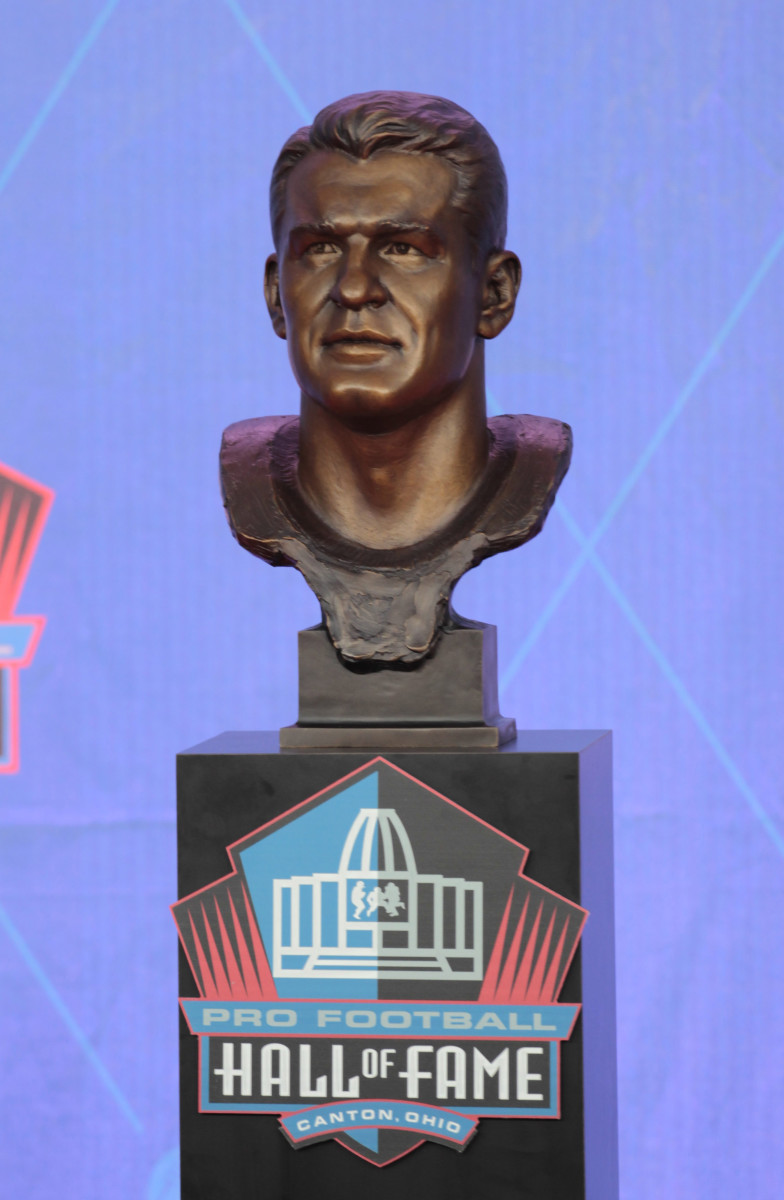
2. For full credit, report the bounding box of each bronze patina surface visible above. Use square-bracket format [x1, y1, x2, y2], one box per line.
[221, 91, 571, 673]
[222, 411, 569, 664]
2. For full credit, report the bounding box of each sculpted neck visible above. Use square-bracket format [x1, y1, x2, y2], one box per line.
[297, 355, 489, 550]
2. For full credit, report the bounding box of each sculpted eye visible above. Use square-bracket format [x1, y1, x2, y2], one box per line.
[306, 241, 339, 255]
[384, 241, 423, 257]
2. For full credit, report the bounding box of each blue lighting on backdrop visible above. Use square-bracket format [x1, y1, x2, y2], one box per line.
[1, 2, 782, 1197]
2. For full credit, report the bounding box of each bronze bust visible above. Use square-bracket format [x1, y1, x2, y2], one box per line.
[220, 92, 571, 742]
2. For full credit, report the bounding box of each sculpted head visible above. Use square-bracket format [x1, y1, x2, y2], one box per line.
[221, 92, 570, 684]
[264, 92, 521, 430]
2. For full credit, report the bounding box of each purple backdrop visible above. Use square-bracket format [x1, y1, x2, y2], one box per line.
[1, 1, 782, 1196]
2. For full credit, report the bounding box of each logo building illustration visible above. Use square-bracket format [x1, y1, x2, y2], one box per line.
[274, 807, 483, 981]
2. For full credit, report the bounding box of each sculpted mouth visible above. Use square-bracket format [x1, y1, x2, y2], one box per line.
[323, 331, 402, 348]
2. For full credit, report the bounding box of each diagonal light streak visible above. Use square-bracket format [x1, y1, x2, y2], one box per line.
[0, 0, 121, 197]
[556, 501, 784, 860]
[220, 0, 312, 123]
[0, 899, 144, 1132]
[500, 222, 784, 694]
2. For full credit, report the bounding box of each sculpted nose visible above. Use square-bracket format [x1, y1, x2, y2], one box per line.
[330, 247, 387, 310]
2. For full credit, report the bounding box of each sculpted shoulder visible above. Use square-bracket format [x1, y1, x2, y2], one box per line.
[482, 414, 572, 551]
[220, 416, 298, 566]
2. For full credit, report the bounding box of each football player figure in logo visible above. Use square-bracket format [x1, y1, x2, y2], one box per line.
[351, 879, 366, 919]
[219, 92, 572, 746]
[370, 882, 405, 918]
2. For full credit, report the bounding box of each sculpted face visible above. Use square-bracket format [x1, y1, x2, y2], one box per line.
[265, 150, 518, 427]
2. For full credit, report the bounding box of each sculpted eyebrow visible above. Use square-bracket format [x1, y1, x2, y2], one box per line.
[373, 222, 432, 236]
[289, 221, 436, 241]
[374, 223, 444, 254]
[289, 223, 338, 240]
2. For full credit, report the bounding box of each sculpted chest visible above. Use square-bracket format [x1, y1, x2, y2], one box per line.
[220, 412, 571, 665]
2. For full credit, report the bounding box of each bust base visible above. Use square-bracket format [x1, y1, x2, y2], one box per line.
[280, 714, 516, 749]
[283, 619, 515, 748]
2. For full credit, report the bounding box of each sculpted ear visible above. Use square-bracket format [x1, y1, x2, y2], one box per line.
[264, 254, 287, 339]
[477, 251, 521, 339]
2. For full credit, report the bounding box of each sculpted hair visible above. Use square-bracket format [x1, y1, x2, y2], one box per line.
[270, 91, 508, 256]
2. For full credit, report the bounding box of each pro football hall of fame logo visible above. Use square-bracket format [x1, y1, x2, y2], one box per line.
[173, 759, 587, 1168]
[0, 462, 53, 773]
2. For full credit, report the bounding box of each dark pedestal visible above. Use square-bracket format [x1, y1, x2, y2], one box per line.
[177, 731, 617, 1200]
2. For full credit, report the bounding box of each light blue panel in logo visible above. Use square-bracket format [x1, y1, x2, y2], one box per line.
[281, 1103, 476, 1147]
[350, 1127, 378, 1153]
[239, 771, 379, 999]
[181, 1000, 580, 1039]
[0, 621, 36, 664]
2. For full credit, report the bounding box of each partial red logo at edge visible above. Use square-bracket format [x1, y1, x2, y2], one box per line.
[0, 462, 53, 773]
